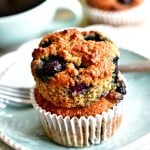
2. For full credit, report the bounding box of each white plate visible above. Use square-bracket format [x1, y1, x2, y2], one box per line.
[0, 39, 150, 150]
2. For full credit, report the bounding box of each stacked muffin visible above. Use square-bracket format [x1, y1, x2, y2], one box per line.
[31, 29, 126, 147]
[86, 0, 148, 26]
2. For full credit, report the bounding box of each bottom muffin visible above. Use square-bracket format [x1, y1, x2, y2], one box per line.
[31, 88, 124, 147]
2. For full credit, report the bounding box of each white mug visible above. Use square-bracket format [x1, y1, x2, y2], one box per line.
[0, 0, 83, 50]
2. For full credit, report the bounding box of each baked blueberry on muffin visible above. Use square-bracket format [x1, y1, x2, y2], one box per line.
[31, 29, 126, 147]
[86, 0, 147, 26]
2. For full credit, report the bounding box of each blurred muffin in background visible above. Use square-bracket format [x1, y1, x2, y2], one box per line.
[86, 0, 149, 26]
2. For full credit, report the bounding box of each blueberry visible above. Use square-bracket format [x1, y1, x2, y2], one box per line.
[116, 80, 126, 95]
[114, 64, 119, 74]
[68, 83, 90, 95]
[43, 59, 63, 76]
[36, 56, 66, 81]
[117, 0, 132, 4]
[113, 74, 118, 84]
[112, 56, 119, 84]
[39, 39, 52, 48]
[85, 32, 107, 42]
[113, 56, 119, 65]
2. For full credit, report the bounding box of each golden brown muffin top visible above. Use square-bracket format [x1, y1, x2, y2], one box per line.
[87, 0, 143, 11]
[31, 29, 119, 87]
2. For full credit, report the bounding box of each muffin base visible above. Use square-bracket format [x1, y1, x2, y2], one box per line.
[31, 90, 124, 147]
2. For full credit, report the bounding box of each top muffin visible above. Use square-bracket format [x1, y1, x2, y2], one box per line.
[31, 29, 120, 108]
[87, 0, 143, 11]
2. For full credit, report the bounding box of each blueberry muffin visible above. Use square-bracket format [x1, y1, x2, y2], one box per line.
[86, 0, 147, 26]
[87, 0, 143, 11]
[31, 29, 126, 147]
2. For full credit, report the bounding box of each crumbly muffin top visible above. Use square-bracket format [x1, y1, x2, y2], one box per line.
[87, 0, 143, 11]
[31, 29, 119, 85]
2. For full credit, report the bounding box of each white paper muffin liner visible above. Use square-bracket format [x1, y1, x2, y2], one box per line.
[86, 0, 149, 26]
[31, 92, 124, 147]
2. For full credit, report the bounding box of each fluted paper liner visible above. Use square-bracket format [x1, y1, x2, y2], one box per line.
[31, 91, 124, 147]
[86, 0, 149, 26]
